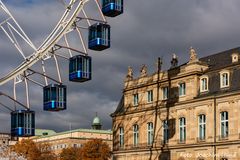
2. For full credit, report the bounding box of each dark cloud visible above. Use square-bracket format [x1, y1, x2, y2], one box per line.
[1, 0, 240, 133]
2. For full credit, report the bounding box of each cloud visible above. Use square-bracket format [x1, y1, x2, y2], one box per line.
[1, 0, 240, 133]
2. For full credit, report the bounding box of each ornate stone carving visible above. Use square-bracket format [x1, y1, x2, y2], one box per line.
[140, 64, 147, 77]
[188, 47, 199, 63]
[125, 66, 133, 81]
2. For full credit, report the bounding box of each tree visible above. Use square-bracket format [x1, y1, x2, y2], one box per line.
[81, 139, 111, 160]
[60, 147, 82, 160]
[12, 139, 56, 160]
[37, 143, 56, 160]
[12, 139, 41, 160]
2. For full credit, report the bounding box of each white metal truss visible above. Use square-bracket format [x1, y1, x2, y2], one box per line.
[0, 0, 89, 85]
[0, 0, 110, 110]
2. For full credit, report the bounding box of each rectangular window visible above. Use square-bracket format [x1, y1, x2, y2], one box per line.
[179, 117, 186, 142]
[133, 124, 139, 146]
[147, 90, 153, 103]
[147, 122, 153, 145]
[220, 112, 228, 138]
[200, 78, 208, 92]
[162, 87, 169, 100]
[163, 120, 168, 143]
[179, 83, 186, 96]
[119, 127, 124, 147]
[133, 94, 139, 106]
[221, 73, 229, 88]
[198, 114, 206, 140]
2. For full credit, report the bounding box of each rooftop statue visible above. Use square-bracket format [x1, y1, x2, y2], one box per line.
[125, 66, 133, 81]
[189, 47, 199, 63]
[140, 64, 147, 77]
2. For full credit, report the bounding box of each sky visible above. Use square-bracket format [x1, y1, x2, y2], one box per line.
[1, 0, 240, 133]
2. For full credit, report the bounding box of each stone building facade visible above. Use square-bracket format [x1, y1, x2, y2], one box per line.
[111, 47, 240, 160]
[30, 115, 112, 156]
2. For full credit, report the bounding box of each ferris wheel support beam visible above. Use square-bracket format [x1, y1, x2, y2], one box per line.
[0, 91, 28, 110]
[27, 68, 61, 84]
[55, 44, 87, 55]
[0, 0, 89, 85]
[0, 102, 13, 112]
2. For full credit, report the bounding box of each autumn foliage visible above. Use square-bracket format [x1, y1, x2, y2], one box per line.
[12, 139, 56, 160]
[60, 139, 111, 160]
[12, 139, 111, 160]
[60, 147, 82, 160]
[81, 139, 111, 160]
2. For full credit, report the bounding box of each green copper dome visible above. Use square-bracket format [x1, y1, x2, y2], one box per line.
[92, 116, 101, 125]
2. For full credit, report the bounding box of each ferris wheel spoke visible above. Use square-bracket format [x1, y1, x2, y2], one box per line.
[64, 34, 73, 57]
[23, 75, 30, 109]
[76, 26, 87, 54]
[53, 55, 63, 83]
[0, 2, 37, 50]
[82, 9, 91, 26]
[94, 0, 107, 22]
[41, 60, 48, 86]
[0, 26, 26, 59]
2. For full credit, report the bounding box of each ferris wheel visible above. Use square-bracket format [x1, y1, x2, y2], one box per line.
[0, 0, 123, 137]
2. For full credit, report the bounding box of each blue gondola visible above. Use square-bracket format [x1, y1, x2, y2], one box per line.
[11, 110, 35, 137]
[88, 23, 110, 51]
[69, 55, 92, 82]
[43, 84, 67, 111]
[102, 0, 123, 17]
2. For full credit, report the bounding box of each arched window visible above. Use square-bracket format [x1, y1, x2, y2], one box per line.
[133, 124, 139, 146]
[147, 122, 153, 145]
[220, 111, 228, 138]
[179, 117, 186, 142]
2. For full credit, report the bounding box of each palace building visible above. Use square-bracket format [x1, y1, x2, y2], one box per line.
[30, 115, 112, 156]
[111, 47, 240, 160]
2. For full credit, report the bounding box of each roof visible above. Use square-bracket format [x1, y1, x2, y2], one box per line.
[33, 128, 112, 139]
[200, 47, 240, 71]
[112, 47, 240, 115]
[111, 95, 124, 117]
[35, 129, 56, 136]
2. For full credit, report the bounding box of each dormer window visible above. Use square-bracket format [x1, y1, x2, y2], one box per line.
[200, 76, 208, 92]
[231, 53, 239, 63]
[220, 71, 230, 88]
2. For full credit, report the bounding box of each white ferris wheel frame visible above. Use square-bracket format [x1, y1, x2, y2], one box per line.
[0, 0, 108, 109]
